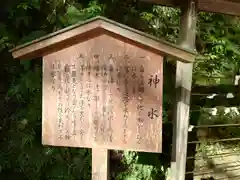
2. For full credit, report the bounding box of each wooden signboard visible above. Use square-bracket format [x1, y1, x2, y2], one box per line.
[42, 34, 163, 152]
[10, 16, 195, 180]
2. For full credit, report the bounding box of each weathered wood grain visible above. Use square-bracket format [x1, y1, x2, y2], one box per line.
[92, 148, 109, 180]
[42, 33, 163, 153]
[170, 1, 197, 180]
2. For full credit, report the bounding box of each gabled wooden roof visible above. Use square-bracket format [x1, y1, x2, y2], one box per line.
[10, 16, 195, 63]
[142, 0, 240, 16]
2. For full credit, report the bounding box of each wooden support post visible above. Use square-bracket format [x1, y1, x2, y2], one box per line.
[170, 1, 197, 180]
[92, 148, 109, 180]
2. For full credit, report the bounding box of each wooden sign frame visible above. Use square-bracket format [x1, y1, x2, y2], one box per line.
[10, 16, 195, 180]
[42, 34, 164, 153]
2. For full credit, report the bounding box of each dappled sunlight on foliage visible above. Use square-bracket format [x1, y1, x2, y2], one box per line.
[1, 0, 240, 180]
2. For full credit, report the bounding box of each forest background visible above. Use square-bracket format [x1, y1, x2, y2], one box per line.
[1, 0, 240, 179]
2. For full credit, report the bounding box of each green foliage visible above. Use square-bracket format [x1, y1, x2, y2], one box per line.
[2, 0, 240, 180]
[199, 108, 240, 140]
[0, 23, 14, 51]
[116, 152, 166, 180]
[60, 1, 104, 26]
[194, 13, 240, 80]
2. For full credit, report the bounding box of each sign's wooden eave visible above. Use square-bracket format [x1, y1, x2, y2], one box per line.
[141, 0, 240, 16]
[10, 16, 102, 52]
[10, 16, 196, 63]
[98, 17, 196, 63]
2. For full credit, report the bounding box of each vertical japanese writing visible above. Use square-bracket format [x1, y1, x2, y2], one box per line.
[107, 90, 113, 143]
[71, 64, 77, 137]
[94, 54, 100, 77]
[79, 53, 85, 76]
[147, 72, 160, 120]
[93, 112, 99, 142]
[78, 53, 85, 140]
[132, 66, 137, 94]
[108, 54, 114, 84]
[45, 47, 163, 152]
[99, 58, 108, 141]
[136, 64, 145, 144]
[101, 61, 107, 141]
[86, 59, 92, 107]
[116, 65, 121, 92]
[148, 108, 159, 119]
[93, 54, 100, 142]
[64, 64, 71, 140]
[56, 61, 64, 139]
[107, 57, 114, 142]
[50, 62, 56, 91]
[148, 75, 160, 88]
[123, 54, 130, 144]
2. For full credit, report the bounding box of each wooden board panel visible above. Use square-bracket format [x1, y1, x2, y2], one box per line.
[169, 1, 197, 180]
[92, 148, 109, 180]
[42, 33, 163, 153]
[199, 0, 240, 16]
